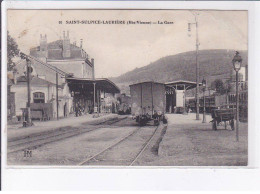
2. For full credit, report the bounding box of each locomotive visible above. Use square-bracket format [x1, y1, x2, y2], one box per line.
[117, 93, 131, 115]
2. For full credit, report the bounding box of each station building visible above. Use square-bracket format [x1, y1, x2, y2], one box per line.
[9, 31, 120, 121]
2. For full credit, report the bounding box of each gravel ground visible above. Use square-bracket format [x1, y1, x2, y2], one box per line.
[157, 113, 248, 166]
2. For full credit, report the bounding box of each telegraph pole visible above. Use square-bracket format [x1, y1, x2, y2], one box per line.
[26, 58, 32, 126]
[188, 11, 200, 120]
[195, 14, 200, 120]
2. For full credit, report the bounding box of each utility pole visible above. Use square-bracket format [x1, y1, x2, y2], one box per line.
[195, 14, 200, 120]
[26, 58, 32, 126]
[188, 11, 200, 120]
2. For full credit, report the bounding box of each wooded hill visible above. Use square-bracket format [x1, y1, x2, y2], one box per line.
[111, 49, 248, 94]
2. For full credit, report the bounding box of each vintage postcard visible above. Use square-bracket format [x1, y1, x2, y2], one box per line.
[4, 8, 248, 167]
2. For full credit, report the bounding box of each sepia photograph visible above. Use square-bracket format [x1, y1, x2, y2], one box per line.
[5, 9, 248, 167]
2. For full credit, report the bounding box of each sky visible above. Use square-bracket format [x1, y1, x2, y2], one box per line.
[7, 10, 247, 78]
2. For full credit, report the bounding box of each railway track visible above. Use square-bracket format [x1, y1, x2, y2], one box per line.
[78, 124, 160, 166]
[8, 116, 127, 154]
[92, 116, 128, 126]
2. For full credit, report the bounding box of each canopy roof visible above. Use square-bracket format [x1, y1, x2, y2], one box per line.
[66, 77, 120, 94]
[129, 81, 165, 87]
[164, 80, 202, 90]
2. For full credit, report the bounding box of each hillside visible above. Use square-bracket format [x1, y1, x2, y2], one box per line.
[111, 49, 248, 94]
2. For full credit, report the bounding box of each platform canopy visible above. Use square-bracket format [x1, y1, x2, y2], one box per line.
[66, 77, 120, 94]
[165, 80, 202, 90]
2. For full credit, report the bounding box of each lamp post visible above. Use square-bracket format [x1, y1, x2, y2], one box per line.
[232, 51, 242, 142]
[202, 78, 206, 123]
[188, 11, 200, 120]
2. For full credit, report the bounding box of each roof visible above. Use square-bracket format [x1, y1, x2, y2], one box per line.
[16, 76, 55, 86]
[30, 40, 87, 60]
[129, 81, 165, 87]
[66, 77, 120, 94]
[15, 55, 69, 77]
[164, 80, 202, 90]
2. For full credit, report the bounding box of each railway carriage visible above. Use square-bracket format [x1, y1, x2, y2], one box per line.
[188, 90, 248, 121]
[130, 81, 167, 126]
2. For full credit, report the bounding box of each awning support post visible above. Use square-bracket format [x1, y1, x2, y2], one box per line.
[183, 85, 187, 115]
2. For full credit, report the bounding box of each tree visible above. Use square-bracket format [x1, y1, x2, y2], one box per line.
[211, 79, 226, 95]
[7, 31, 20, 71]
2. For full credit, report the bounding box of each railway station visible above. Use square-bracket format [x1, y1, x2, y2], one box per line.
[6, 11, 248, 168]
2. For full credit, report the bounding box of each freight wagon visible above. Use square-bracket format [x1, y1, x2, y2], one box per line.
[130, 81, 167, 126]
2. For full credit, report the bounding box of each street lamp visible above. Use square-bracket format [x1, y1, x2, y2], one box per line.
[232, 51, 242, 142]
[188, 11, 200, 120]
[202, 78, 206, 123]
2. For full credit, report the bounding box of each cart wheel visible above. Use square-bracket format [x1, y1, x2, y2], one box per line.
[212, 121, 217, 130]
[230, 119, 235, 130]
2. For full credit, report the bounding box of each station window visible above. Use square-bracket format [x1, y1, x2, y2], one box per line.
[33, 92, 45, 103]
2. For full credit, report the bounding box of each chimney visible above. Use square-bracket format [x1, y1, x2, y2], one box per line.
[62, 31, 71, 58]
[40, 34, 48, 57]
[80, 39, 83, 48]
[91, 58, 95, 80]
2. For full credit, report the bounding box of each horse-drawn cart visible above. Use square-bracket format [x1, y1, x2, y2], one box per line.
[211, 108, 235, 130]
